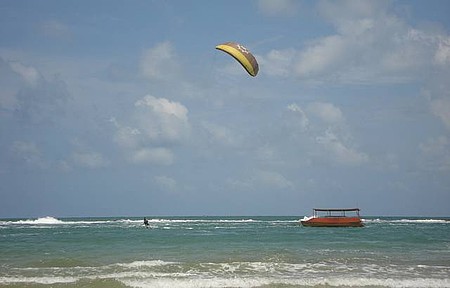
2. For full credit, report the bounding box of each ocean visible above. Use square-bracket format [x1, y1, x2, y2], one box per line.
[0, 216, 449, 288]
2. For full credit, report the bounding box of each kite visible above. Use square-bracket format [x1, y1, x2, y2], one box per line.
[215, 42, 259, 77]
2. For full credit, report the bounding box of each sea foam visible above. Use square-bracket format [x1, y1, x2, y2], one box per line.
[2, 275, 448, 288]
[363, 218, 449, 224]
[16, 216, 64, 225]
[120, 276, 450, 288]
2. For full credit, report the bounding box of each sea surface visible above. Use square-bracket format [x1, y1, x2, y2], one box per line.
[0, 216, 449, 288]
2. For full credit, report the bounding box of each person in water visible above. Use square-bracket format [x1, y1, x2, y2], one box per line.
[144, 217, 149, 228]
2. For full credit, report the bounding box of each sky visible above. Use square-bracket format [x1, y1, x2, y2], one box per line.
[1, 0, 450, 218]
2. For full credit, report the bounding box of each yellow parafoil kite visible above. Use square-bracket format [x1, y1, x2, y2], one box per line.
[215, 42, 259, 77]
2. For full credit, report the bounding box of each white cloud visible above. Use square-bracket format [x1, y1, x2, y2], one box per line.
[140, 42, 180, 80]
[257, 0, 298, 17]
[129, 147, 174, 166]
[72, 151, 109, 169]
[286, 101, 368, 166]
[40, 20, 71, 40]
[9, 62, 41, 86]
[307, 102, 344, 125]
[318, 0, 388, 32]
[287, 103, 309, 131]
[288, 0, 450, 84]
[228, 169, 294, 191]
[57, 160, 72, 172]
[256, 145, 278, 162]
[434, 37, 450, 66]
[113, 95, 190, 166]
[3, 60, 70, 124]
[154, 175, 177, 192]
[316, 130, 369, 166]
[135, 95, 188, 121]
[256, 170, 294, 189]
[10, 141, 47, 168]
[113, 125, 142, 149]
[134, 95, 190, 143]
[0, 58, 20, 110]
[430, 98, 450, 130]
[262, 48, 296, 77]
[419, 136, 450, 171]
[202, 122, 241, 147]
[420, 136, 448, 155]
[295, 35, 347, 79]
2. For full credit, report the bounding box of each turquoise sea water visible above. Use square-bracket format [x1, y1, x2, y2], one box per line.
[0, 216, 449, 288]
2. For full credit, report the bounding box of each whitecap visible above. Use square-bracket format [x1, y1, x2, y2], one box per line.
[114, 260, 177, 268]
[0, 276, 78, 285]
[362, 218, 449, 224]
[392, 219, 449, 224]
[119, 276, 450, 288]
[15, 216, 64, 225]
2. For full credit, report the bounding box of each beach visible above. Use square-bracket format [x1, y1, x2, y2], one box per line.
[0, 216, 449, 287]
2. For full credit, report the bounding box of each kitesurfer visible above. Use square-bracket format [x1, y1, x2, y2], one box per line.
[144, 217, 149, 228]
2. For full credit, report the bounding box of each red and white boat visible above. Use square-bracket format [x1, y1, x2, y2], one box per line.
[300, 208, 364, 227]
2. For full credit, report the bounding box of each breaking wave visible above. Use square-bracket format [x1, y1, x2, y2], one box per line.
[13, 216, 65, 225]
[1, 260, 449, 287]
[363, 218, 450, 224]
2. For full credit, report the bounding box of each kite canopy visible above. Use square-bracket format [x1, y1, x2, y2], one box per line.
[215, 42, 259, 77]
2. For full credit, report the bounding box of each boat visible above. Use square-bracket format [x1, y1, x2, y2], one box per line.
[300, 208, 364, 227]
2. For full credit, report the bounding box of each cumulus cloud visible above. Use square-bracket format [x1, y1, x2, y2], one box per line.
[295, 35, 349, 80]
[434, 37, 450, 66]
[134, 95, 190, 143]
[262, 48, 296, 77]
[141, 42, 180, 80]
[316, 130, 369, 166]
[286, 101, 368, 166]
[112, 124, 141, 149]
[317, 0, 389, 32]
[261, 0, 450, 84]
[113, 95, 190, 166]
[307, 102, 344, 125]
[9, 62, 41, 86]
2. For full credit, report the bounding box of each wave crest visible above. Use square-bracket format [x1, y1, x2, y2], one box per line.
[363, 218, 449, 224]
[16, 216, 64, 225]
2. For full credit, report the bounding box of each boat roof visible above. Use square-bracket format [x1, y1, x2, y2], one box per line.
[314, 208, 360, 212]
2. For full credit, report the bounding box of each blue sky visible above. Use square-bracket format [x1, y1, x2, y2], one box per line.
[1, 0, 449, 217]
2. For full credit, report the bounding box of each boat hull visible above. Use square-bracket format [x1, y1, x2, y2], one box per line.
[301, 217, 363, 227]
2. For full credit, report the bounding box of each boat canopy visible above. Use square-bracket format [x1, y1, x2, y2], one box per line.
[312, 208, 361, 217]
[314, 208, 360, 212]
